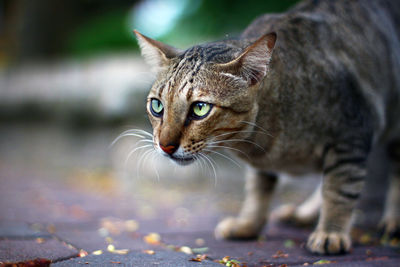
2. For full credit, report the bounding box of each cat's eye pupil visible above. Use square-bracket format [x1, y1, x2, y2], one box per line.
[192, 102, 212, 119]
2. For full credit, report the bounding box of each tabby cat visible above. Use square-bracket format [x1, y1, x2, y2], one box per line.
[134, 0, 400, 255]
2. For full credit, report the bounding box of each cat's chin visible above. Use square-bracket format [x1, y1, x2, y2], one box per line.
[169, 155, 196, 166]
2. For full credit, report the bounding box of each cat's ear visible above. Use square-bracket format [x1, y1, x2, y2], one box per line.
[134, 30, 182, 72]
[217, 32, 277, 86]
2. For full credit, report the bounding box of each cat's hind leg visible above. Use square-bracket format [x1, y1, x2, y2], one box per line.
[271, 181, 321, 226]
[215, 167, 277, 239]
[380, 140, 400, 239]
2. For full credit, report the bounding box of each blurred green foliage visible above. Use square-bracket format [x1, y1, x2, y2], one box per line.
[166, 0, 300, 46]
[65, 8, 134, 57]
[65, 0, 299, 57]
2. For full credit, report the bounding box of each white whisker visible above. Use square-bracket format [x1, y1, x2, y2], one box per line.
[109, 128, 153, 148]
[211, 130, 268, 140]
[207, 145, 250, 160]
[203, 148, 242, 168]
[210, 138, 265, 152]
[239, 120, 273, 137]
[136, 148, 155, 179]
[110, 133, 145, 148]
[124, 144, 153, 167]
[150, 151, 161, 181]
[194, 153, 206, 175]
[122, 129, 153, 137]
[199, 152, 217, 187]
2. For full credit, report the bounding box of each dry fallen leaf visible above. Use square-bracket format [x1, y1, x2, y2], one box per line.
[112, 249, 129, 255]
[189, 254, 209, 262]
[107, 244, 129, 255]
[92, 250, 103, 255]
[180, 246, 193, 255]
[313, 259, 334, 265]
[6, 258, 52, 267]
[221, 256, 231, 263]
[143, 249, 155, 255]
[217, 256, 242, 267]
[272, 250, 289, 259]
[78, 250, 89, 257]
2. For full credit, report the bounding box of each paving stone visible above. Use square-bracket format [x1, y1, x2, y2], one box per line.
[52, 250, 221, 267]
[158, 231, 400, 266]
[0, 238, 78, 263]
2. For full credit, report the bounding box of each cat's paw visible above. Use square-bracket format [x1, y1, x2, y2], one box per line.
[379, 216, 400, 240]
[214, 217, 263, 240]
[270, 204, 317, 226]
[307, 230, 351, 255]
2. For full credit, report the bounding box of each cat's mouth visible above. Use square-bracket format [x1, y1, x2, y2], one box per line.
[169, 155, 195, 166]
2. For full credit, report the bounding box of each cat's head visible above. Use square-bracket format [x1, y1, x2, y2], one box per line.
[135, 30, 276, 165]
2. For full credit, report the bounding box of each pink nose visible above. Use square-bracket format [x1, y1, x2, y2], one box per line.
[160, 144, 178, 155]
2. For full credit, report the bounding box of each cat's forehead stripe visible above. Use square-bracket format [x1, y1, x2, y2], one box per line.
[205, 47, 232, 62]
[157, 84, 165, 98]
[161, 44, 236, 101]
[178, 81, 188, 93]
[186, 86, 193, 100]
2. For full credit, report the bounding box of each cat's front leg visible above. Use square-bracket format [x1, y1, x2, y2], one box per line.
[307, 144, 368, 254]
[215, 167, 277, 240]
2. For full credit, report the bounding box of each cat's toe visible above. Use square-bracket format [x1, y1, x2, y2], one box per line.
[214, 217, 262, 240]
[307, 230, 351, 255]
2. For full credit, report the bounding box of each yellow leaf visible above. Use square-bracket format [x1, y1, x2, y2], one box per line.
[92, 250, 103, 255]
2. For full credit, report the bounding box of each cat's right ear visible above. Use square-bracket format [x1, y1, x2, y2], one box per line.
[134, 30, 182, 72]
[216, 32, 277, 86]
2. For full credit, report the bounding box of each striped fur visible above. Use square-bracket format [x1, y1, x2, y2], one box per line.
[136, 0, 400, 255]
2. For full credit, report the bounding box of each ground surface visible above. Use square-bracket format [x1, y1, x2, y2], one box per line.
[0, 124, 399, 266]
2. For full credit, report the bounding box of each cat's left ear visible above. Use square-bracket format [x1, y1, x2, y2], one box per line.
[134, 30, 182, 72]
[217, 32, 277, 86]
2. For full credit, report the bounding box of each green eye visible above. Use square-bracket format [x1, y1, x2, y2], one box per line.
[150, 99, 163, 117]
[192, 102, 212, 119]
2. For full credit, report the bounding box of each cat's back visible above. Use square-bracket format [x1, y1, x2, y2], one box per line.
[242, 0, 400, 139]
[242, 0, 400, 88]
[242, 0, 400, 39]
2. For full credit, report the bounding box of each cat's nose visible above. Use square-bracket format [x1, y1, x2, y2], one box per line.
[159, 143, 178, 155]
